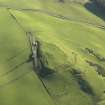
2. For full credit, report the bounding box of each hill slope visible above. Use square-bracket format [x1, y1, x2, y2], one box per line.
[0, 0, 105, 105]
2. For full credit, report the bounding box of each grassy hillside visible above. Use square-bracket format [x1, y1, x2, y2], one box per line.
[0, 0, 105, 105]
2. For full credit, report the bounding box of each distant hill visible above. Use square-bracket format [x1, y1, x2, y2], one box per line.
[59, 0, 89, 4]
[95, 0, 105, 8]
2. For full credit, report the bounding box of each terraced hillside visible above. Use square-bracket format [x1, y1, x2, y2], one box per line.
[0, 0, 105, 105]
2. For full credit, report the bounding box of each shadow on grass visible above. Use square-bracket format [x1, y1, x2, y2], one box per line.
[70, 68, 95, 96]
[85, 48, 105, 62]
[37, 63, 55, 78]
[86, 60, 105, 77]
[85, 1, 105, 21]
[38, 65, 55, 78]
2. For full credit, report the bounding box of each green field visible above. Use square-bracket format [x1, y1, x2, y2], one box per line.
[0, 0, 105, 105]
